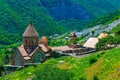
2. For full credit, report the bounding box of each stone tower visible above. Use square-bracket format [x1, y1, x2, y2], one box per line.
[70, 32, 77, 42]
[23, 22, 39, 53]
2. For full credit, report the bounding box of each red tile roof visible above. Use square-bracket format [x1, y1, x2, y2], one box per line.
[83, 38, 98, 48]
[18, 47, 28, 57]
[98, 32, 108, 39]
[39, 44, 49, 53]
[18, 47, 31, 60]
[40, 36, 48, 43]
[52, 46, 73, 51]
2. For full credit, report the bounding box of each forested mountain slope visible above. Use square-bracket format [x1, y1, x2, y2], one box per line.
[0, 0, 120, 45]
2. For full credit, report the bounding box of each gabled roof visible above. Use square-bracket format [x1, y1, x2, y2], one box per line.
[17, 44, 49, 60]
[52, 46, 73, 51]
[23, 22, 39, 37]
[18, 47, 28, 57]
[39, 44, 50, 53]
[98, 32, 108, 39]
[83, 38, 98, 48]
[17, 47, 31, 60]
[29, 47, 39, 56]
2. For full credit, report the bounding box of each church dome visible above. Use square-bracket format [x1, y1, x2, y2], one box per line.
[40, 36, 48, 43]
[23, 22, 39, 37]
[22, 22, 39, 47]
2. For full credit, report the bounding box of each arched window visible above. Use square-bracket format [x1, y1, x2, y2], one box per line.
[35, 53, 41, 63]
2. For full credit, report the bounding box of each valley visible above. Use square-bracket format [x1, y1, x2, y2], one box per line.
[0, 0, 120, 80]
[0, 0, 120, 45]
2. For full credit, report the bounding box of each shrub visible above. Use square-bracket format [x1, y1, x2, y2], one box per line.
[33, 67, 73, 80]
[93, 75, 99, 80]
[96, 36, 114, 50]
[112, 24, 120, 36]
[79, 77, 87, 80]
[89, 57, 97, 65]
[100, 52, 105, 55]
[0, 62, 5, 76]
[51, 51, 62, 58]
[97, 54, 100, 58]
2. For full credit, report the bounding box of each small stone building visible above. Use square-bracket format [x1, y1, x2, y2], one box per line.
[11, 22, 51, 66]
[70, 32, 77, 42]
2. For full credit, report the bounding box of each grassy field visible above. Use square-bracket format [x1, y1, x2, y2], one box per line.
[0, 48, 120, 80]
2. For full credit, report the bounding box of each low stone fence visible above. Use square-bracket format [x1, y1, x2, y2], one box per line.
[4, 65, 24, 75]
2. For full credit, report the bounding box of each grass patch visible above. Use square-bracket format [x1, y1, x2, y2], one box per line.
[0, 48, 120, 80]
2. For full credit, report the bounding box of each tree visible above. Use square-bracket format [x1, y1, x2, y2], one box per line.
[0, 62, 5, 76]
[91, 31, 95, 35]
[96, 36, 114, 50]
[113, 24, 120, 36]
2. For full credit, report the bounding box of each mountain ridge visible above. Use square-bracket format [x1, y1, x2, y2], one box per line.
[0, 0, 120, 45]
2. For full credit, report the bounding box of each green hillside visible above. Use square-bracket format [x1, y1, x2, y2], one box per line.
[1, 48, 120, 80]
[70, 0, 120, 17]
[0, 0, 120, 45]
[0, 1, 120, 79]
[0, 0, 67, 45]
[33, 0, 120, 30]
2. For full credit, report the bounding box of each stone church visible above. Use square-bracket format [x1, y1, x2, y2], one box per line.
[11, 22, 51, 66]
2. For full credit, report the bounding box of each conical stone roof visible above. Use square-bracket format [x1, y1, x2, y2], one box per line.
[23, 22, 39, 37]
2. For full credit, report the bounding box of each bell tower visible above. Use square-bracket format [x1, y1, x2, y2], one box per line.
[22, 21, 39, 52]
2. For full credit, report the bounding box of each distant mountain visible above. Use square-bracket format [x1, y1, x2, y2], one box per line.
[40, 0, 120, 29]
[0, 0, 120, 45]
[40, 0, 120, 20]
